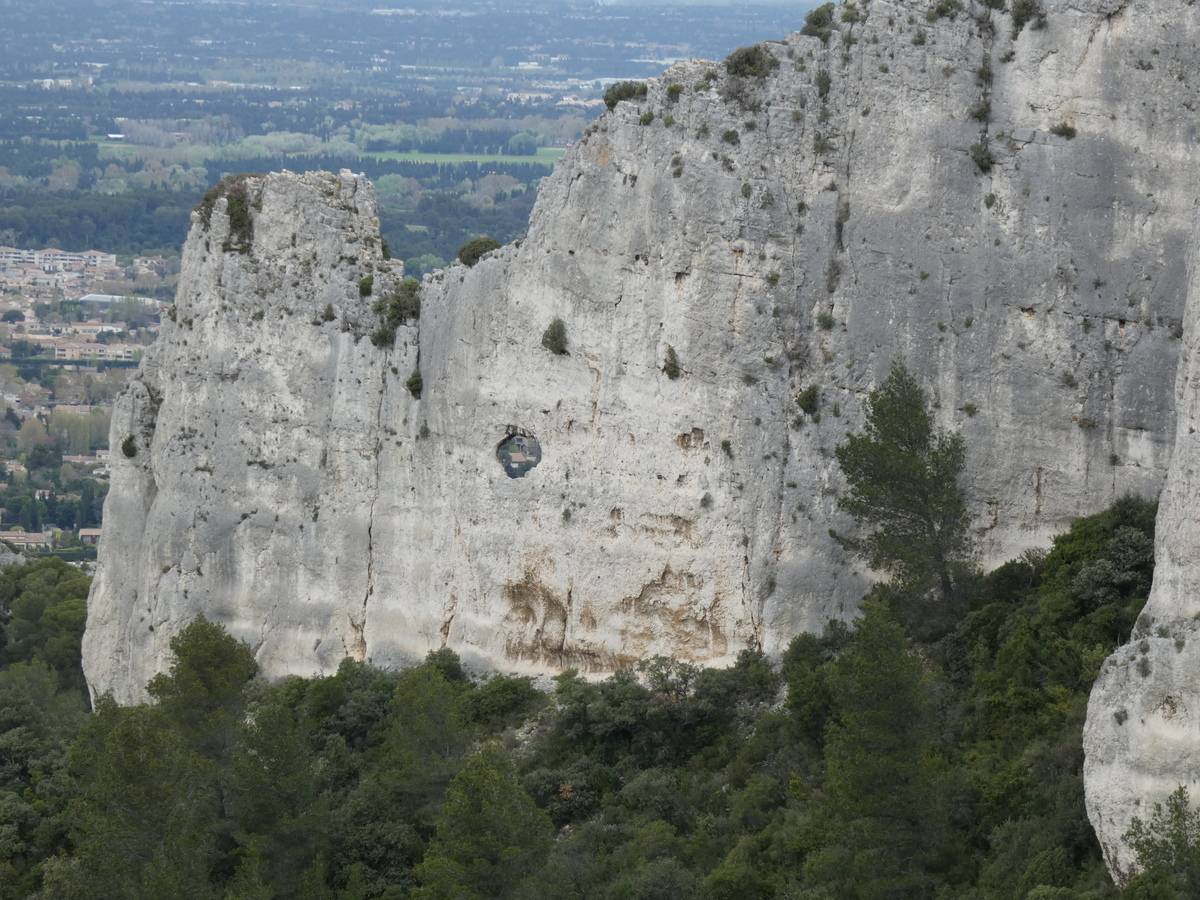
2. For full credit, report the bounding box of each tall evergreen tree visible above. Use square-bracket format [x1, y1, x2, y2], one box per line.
[146, 617, 258, 762]
[834, 361, 970, 605]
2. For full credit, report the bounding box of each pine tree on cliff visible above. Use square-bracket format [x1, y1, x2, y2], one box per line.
[834, 361, 970, 607]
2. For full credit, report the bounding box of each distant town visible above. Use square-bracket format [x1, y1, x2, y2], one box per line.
[0, 243, 171, 559]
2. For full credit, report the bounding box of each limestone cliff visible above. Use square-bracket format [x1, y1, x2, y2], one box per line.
[1083, 225, 1200, 881]
[85, 0, 1200, 707]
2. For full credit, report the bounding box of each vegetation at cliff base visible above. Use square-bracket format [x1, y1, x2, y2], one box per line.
[0, 372, 1192, 897]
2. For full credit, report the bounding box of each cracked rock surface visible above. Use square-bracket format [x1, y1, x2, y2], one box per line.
[86, 0, 1200, 720]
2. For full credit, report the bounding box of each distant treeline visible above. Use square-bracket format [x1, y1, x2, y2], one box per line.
[0, 188, 195, 255]
[380, 189, 538, 272]
[0, 149, 554, 255]
[0, 86, 465, 142]
[0, 189, 539, 271]
[0, 141, 101, 181]
[200, 154, 554, 189]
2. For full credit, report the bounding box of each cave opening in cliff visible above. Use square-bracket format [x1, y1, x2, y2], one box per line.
[497, 430, 542, 478]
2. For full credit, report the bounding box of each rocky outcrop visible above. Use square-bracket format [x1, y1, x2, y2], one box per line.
[85, 0, 1200, 704]
[1083, 224, 1200, 882]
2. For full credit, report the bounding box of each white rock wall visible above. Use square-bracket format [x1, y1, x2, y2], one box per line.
[85, 0, 1200, 705]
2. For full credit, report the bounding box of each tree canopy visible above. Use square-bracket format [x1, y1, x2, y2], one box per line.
[0, 497, 1192, 897]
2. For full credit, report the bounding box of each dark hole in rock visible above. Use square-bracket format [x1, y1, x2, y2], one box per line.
[497, 431, 542, 479]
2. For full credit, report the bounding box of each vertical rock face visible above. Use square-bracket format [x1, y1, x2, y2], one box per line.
[84, 172, 411, 699]
[1083, 227, 1200, 882]
[86, 0, 1200, 704]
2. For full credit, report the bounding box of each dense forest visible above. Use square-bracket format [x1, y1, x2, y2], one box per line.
[2, 367, 1198, 898]
[0, 171, 540, 271]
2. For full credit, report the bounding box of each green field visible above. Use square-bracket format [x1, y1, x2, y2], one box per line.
[357, 148, 566, 165]
[96, 141, 566, 168]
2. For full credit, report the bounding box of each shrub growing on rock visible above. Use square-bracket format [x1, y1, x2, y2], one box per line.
[663, 346, 681, 380]
[542, 318, 568, 355]
[1011, 0, 1046, 37]
[815, 69, 832, 99]
[196, 174, 257, 252]
[970, 141, 995, 173]
[371, 278, 421, 347]
[406, 369, 423, 399]
[457, 236, 500, 267]
[725, 45, 779, 80]
[603, 81, 648, 111]
[796, 385, 820, 415]
[801, 3, 837, 43]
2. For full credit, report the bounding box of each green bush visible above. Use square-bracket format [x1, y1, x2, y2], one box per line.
[320, 303, 336, 323]
[663, 346, 681, 380]
[796, 385, 820, 415]
[195, 174, 257, 253]
[406, 369, 423, 399]
[725, 45, 779, 80]
[639, 110, 655, 126]
[970, 141, 995, 173]
[927, 0, 962, 20]
[801, 3, 837, 43]
[817, 310, 835, 330]
[457, 235, 501, 267]
[371, 278, 422, 347]
[722, 129, 740, 145]
[1049, 121, 1077, 139]
[1011, 0, 1045, 37]
[542, 318, 568, 355]
[121, 435, 137, 458]
[815, 69, 832, 99]
[603, 81, 648, 110]
[666, 83, 683, 103]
